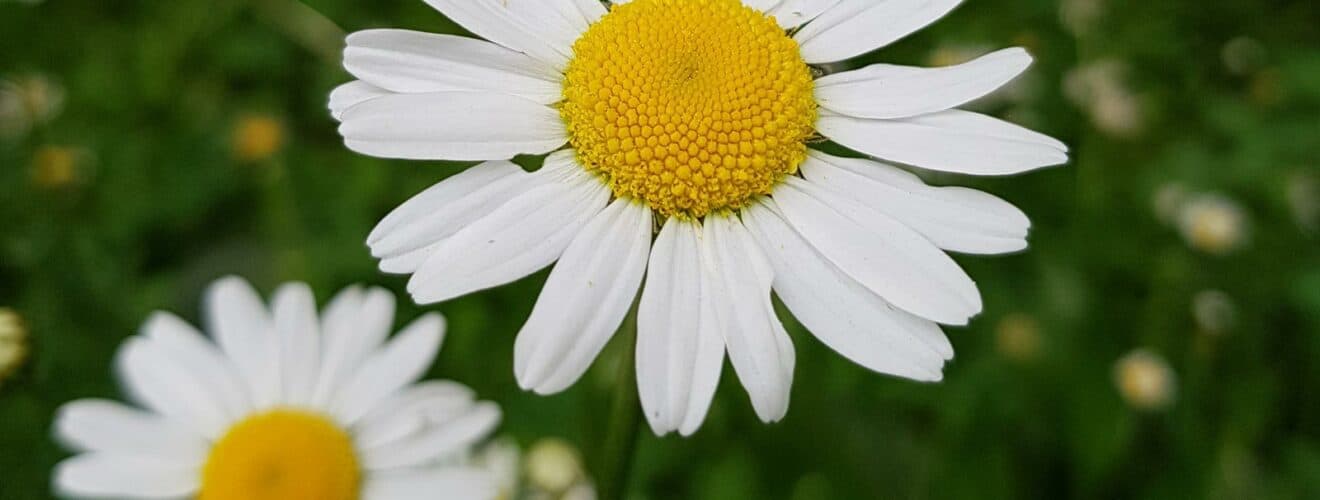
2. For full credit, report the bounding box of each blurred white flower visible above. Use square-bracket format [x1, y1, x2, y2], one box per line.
[1064, 60, 1144, 138]
[525, 438, 584, 495]
[1287, 172, 1319, 235]
[0, 74, 64, 140]
[1178, 194, 1249, 255]
[1114, 349, 1177, 411]
[1192, 290, 1237, 336]
[1060, 0, 1105, 37]
[1221, 37, 1267, 76]
[51, 277, 501, 499]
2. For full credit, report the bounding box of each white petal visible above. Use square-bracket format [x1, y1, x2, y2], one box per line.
[332, 314, 444, 426]
[513, 199, 651, 395]
[369, 160, 542, 265]
[743, 200, 952, 381]
[272, 283, 321, 407]
[354, 380, 475, 451]
[817, 109, 1069, 176]
[361, 402, 501, 471]
[115, 338, 233, 439]
[53, 400, 209, 462]
[53, 454, 197, 499]
[329, 80, 389, 121]
[203, 276, 281, 410]
[796, 0, 964, 64]
[345, 29, 562, 105]
[421, 0, 604, 70]
[701, 215, 795, 423]
[363, 468, 496, 500]
[312, 286, 395, 407]
[772, 177, 982, 325]
[815, 47, 1034, 119]
[800, 151, 1030, 254]
[767, 0, 841, 28]
[637, 218, 725, 436]
[140, 311, 250, 419]
[339, 91, 567, 161]
[408, 154, 610, 304]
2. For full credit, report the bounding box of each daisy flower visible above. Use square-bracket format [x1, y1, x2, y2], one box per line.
[333, 0, 1069, 436]
[52, 277, 501, 499]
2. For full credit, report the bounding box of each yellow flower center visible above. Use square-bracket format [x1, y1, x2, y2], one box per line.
[560, 0, 817, 218]
[201, 410, 360, 500]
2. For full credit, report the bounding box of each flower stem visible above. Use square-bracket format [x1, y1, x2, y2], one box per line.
[597, 304, 642, 500]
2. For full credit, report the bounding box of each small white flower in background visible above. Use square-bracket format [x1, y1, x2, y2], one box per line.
[1220, 36, 1268, 77]
[1059, 0, 1105, 37]
[1177, 193, 1249, 256]
[1114, 349, 1176, 411]
[1064, 59, 1144, 138]
[333, 0, 1068, 436]
[525, 438, 585, 495]
[0, 74, 64, 140]
[1287, 172, 1319, 235]
[0, 308, 29, 386]
[1192, 290, 1237, 336]
[51, 276, 501, 500]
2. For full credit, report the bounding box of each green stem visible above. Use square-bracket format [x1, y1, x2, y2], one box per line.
[597, 304, 642, 500]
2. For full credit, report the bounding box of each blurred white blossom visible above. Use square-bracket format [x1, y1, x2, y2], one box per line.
[1065, 60, 1145, 138]
[1177, 194, 1249, 255]
[1114, 349, 1177, 411]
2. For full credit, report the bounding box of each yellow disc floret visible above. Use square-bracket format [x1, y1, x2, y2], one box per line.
[201, 410, 360, 500]
[561, 0, 816, 218]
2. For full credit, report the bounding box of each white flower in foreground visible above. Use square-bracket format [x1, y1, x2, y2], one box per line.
[52, 277, 501, 500]
[333, 0, 1069, 436]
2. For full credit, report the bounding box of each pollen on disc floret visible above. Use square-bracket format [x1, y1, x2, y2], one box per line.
[560, 0, 817, 219]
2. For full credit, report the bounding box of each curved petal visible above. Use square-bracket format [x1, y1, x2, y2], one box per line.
[311, 286, 395, 407]
[408, 153, 610, 304]
[817, 109, 1069, 176]
[702, 215, 795, 423]
[421, 0, 604, 70]
[369, 160, 543, 267]
[140, 311, 250, 419]
[332, 314, 444, 426]
[203, 276, 280, 410]
[338, 91, 567, 161]
[329, 80, 389, 121]
[345, 29, 562, 104]
[637, 218, 725, 437]
[800, 151, 1030, 254]
[815, 47, 1033, 119]
[743, 200, 952, 381]
[272, 283, 322, 407]
[361, 402, 502, 471]
[514, 199, 652, 395]
[53, 399, 209, 463]
[796, 0, 964, 64]
[363, 467, 496, 500]
[115, 338, 233, 439]
[767, 0, 842, 28]
[354, 380, 475, 451]
[53, 454, 198, 499]
[772, 177, 982, 325]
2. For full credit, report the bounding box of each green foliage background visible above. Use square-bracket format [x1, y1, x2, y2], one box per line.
[2, 0, 1319, 498]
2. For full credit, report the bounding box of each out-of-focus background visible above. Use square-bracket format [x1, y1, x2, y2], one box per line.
[2, 0, 1318, 498]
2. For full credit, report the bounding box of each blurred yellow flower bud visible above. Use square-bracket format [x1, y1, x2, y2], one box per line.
[232, 114, 285, 162]
[996, 313, 1042, 362]
[31, 145, 83, 189]
[0, 308, 29, 386]
[1114, 349, 1176, 411]
[525, 437, 584, 495]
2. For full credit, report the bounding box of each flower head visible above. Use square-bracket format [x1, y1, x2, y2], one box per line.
[1178, 193, 1248, 255]
[52, 277, 500, 499]
[1114, 349, 1176, 411]
[333, 0, 1068, 435]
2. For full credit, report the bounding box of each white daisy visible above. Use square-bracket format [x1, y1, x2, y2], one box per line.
[52, 277, 501, 500]
[333, 0, 1069, 436]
